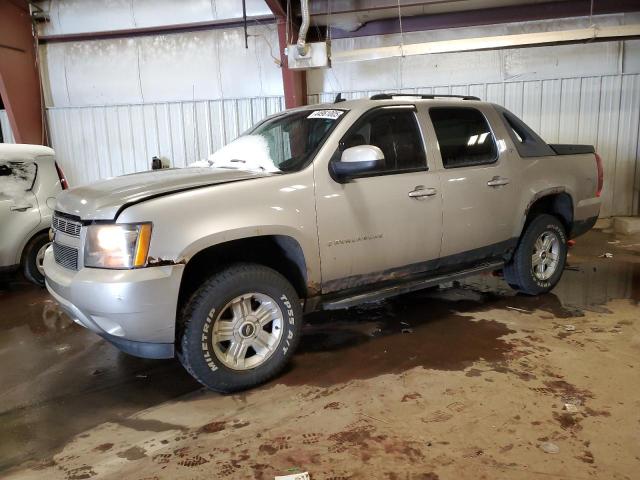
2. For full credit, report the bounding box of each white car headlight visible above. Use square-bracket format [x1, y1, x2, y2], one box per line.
[84, 223, 152, 269]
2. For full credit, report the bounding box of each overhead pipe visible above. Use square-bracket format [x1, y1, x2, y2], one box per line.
[296, 0, 310, 56]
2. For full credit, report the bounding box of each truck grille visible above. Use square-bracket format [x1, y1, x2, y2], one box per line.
[53, 242, 79, 270]
[52, 214, 81, 237]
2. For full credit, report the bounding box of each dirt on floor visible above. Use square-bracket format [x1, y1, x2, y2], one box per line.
[1, 229, 639, 479]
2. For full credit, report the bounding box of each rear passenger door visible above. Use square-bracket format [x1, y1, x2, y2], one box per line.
[428, 106, 517, 261]
[315, 106, 442, 293]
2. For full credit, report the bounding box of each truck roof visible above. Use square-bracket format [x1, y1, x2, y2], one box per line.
[0, 144, 56, 162]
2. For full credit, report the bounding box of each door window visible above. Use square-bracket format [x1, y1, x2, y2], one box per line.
[340, 109, 427, 175]
[429, 107, 497, 168]
[0, 161, 37, 199]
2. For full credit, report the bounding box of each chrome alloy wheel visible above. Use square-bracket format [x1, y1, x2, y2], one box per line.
[36, 242, 50, 276]
[532, 231, 560, 281]
[210, 293, 284, 370]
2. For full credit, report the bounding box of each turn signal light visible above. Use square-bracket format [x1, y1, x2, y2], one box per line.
[595, 153, 604, 198]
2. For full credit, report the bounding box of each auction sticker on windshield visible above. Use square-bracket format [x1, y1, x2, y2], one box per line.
[307, 110, 344, 120]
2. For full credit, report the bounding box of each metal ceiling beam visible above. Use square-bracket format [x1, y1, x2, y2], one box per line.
[309, 0, 462, 15]
[264, 0, 288, 18]
[0, 0, 45, 144]
[38, 15, 276, 43]
[329, 0, 640, 38]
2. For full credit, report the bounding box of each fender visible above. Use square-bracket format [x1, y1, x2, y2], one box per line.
[518, 187, 574, 237]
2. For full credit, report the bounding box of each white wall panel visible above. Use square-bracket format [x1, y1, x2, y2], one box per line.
[39, 44, 70, 108]
[137, 32, 223, 102]
[39, 24, 283, 108]
[0, 111, 15, 143]
[45, 0, 135, 36]
[36, 0, 272, 36]
[559, 78, 581, 144]
[46, 96, 284, 187]
[504, 81, 524, 117]
[539, 79, 561, 144]
[132, 0, 216, 28]
[63, 39, 143, 105]
[596, 76, 623, 218]
[613, 75, 640, 217]
[521, 80, 542, 133]
[577, 77, 601, 146]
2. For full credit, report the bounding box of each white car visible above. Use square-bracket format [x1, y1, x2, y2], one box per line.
[0, 144, 68, 285]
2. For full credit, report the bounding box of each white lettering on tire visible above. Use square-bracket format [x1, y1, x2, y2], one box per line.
[280, 294, 295, 354]
[202, 309, 218, 372]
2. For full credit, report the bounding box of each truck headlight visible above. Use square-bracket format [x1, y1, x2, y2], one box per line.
[84, 223, 152, 269]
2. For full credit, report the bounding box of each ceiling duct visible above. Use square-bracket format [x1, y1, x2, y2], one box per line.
[297, 0, 310, 56]
[287, 0, 330, 70]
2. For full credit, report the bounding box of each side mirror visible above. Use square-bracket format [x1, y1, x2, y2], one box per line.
[330, 145, 384, 182]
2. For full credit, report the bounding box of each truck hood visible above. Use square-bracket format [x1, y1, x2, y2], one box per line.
[55, 168, 271, 220]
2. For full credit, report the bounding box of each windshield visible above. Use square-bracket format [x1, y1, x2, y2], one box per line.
[193, 109, 346, 173]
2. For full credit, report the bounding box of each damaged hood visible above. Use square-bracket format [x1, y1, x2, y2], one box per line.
[56, 167, 271, 220]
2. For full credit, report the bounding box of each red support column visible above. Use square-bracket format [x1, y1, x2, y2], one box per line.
[0, 1, 44, 145]
[276, 18, 307, 109]
[265, 0, 306, 109]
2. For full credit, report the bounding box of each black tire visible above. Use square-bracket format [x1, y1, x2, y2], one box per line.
[177, 263, 303, 393]
[23, 232, 50, 287]
[504, 214, 567, 295]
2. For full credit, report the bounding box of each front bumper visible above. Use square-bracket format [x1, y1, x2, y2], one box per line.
[44, 246, 184, 359]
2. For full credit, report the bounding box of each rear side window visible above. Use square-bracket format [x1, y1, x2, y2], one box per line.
[429, 107, 497, 168]
[0, 161, 37, 198]
[341, 108, 426, 174]
[496, 106, 556, 158]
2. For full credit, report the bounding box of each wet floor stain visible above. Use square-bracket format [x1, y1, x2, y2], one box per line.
[199, 421, 226, 433]
[278, 312, 514, 387]
[1, 230, 639, 472]
[117, 418, 186, 433]
[116, 445, 147, 461]
[92, 443, 113, 453]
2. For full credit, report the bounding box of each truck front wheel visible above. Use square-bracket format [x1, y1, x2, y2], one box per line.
[177, 263, 303, 392]
[504, 214, 567, 295]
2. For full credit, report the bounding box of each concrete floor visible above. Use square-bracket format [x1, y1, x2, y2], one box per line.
[1, 229, 639, 479]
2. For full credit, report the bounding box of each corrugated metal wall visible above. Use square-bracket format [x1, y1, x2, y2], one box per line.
[2, 98, 284, 186]
[309, 73, 640, 218]
[45, 96, 283, 186]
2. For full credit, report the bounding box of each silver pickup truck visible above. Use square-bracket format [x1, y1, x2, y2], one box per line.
[44, 94, 603, 392]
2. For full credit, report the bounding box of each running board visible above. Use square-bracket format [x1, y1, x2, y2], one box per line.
[321, 261, 504, 311]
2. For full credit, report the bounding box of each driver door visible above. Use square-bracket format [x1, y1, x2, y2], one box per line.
[314, 106, 442, 293]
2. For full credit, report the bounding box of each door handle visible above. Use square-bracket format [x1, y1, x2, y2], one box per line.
[408, 186, 437, 199]
[487, 176, 510, 187]
[10, 204, 33, 212]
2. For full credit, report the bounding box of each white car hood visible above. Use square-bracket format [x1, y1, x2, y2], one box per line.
[55, 167, 271, 220]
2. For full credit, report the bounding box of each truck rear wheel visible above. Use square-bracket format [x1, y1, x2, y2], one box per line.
[177, 263, 302, 392]
[504, 214, 567, 295]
